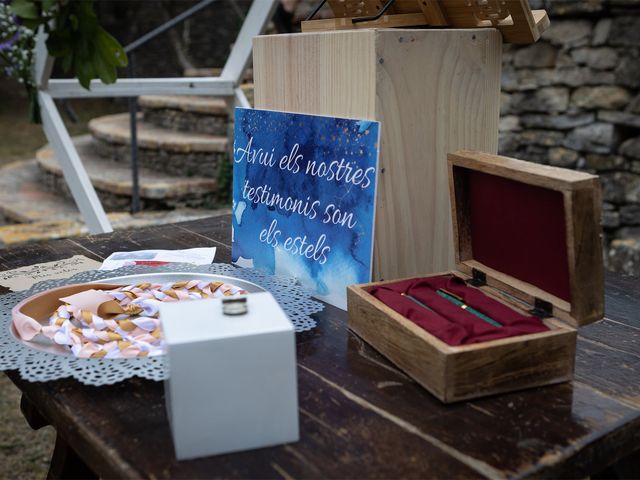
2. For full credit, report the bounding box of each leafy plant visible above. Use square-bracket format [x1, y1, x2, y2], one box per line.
[0, 1, 37, 121]
[10, 0, 128, 89]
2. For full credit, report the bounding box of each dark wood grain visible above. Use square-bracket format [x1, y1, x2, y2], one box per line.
[2, 215, 640, 479]
[46, 434, 98, 480]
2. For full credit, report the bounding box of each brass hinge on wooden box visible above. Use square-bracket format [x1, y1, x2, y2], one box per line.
[530, 298, 553, 319]
[466, 268, 553, 318]
[467, 268, 487, 287]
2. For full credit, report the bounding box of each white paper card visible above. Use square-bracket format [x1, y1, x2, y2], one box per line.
[0, 255, 102, 291]
[99, 247, 216, 270]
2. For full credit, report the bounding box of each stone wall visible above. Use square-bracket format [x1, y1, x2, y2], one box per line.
[498, 1, 640, 276]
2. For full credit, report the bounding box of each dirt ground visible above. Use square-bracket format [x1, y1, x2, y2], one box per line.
[0, 375, 55, 479]
[0, 80, 45, 166]
[0, 79, 124, 166]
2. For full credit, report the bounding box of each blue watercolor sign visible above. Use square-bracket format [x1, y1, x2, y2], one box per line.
[232, 108, 380, 309]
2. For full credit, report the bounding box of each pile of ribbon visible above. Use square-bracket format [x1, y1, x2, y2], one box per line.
[13, 280, 248, 358]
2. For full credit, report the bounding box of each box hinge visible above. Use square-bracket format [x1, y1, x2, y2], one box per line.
[530, 298, 553, 318]
[467, 268, 487, 287]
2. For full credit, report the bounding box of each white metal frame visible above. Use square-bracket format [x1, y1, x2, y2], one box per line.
[35, 0, 277, 233]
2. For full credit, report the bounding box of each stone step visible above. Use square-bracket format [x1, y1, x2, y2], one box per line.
[0, 209, 230, 248]
[36, 136, 220, 210]
[0, 160, 80, 223]
[88, 114, 227, 177]
[183, 67, 253, 81]
[89, 112, 228, 152]
[138, 95, 229, 135]
[0, 158, 230, 247]
[139, 95, 228, 115]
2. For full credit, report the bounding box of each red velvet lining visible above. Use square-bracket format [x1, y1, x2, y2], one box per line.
[366, 275, 550, 346]
[464, 168, 571, 301]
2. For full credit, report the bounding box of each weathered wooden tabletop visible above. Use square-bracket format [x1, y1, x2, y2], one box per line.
[1, 215, 639, 479]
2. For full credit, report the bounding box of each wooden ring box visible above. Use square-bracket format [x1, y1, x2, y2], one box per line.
[347, 150, 604, 403]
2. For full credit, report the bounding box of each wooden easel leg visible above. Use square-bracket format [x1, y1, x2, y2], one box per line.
[46, 435, 98, 480]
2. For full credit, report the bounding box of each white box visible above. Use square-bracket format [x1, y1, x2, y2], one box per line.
[160, 292, 299, 460]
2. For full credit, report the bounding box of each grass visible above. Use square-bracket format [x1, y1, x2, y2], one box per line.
[0, 375, 55, 479]
[0, 79, 125, 166]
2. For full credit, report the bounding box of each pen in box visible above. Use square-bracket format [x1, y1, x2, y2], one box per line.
[436, 289, 503, 328]
[401, 292, 436, 313]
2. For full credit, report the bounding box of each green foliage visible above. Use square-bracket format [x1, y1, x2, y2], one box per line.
[9, 0, 38, 19]
[9, 0, 127, 90]
[1, 2, 38, 121]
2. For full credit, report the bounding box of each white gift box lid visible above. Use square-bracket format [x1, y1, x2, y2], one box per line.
[161, 291, 294, 344]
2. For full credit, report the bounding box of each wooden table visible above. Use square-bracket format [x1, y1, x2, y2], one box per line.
[1, 215, 639, 479]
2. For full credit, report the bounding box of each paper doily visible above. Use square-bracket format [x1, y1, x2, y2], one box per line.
[0, 263, 323, 385]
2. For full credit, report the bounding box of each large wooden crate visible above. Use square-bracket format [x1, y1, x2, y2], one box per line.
[253, 29, 501, 281]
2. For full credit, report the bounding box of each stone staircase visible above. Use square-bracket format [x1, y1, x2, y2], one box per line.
[0, 95, 233, 247]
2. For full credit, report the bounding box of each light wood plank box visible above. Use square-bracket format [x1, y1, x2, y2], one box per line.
[347, 151, 604, 403]
[253, 29, 502, 281]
